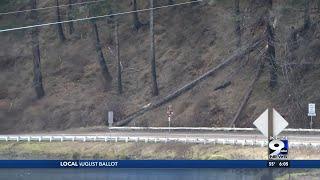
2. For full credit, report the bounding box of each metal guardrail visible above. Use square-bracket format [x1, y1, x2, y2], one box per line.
[108, 127, 320, 133]
[0, 135, 319, 148]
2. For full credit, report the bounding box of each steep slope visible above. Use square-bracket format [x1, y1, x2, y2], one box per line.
[0, 0, 319, 133]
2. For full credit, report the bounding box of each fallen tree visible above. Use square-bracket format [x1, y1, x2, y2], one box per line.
[229, 61, 263, 127]
[114, 39, 263, 126]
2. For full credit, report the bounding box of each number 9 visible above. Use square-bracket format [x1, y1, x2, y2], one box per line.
[269, 140, 284, 156]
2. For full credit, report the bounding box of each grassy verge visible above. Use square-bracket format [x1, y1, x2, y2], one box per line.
[1, 142, 320, 160]
[0, 142, 268, 160]
[0, 142, 320, 160]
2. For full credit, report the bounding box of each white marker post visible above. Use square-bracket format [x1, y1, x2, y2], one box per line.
[108, 111, 114, 127]
[167, 105, 173, 133]
[308, 103, 316, 129]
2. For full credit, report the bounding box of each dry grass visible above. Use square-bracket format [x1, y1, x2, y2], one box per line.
[1, 142, 320, 160]
[0, 0, 319, 133]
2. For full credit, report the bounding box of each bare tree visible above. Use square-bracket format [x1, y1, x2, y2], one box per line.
[131, 0, 143, 31]
[67, 0, 75, 35]
[115, 20, 123, 94]
[265, 0, 277, 88]
[84, 0, 113, 89]
[90, 19, 113, 88]
[30, 0, 45, 99]
[234, 0, 241, 47]
[149, 0, 159, 96]
[55, 0, 66, 41]
[304, 0, 310, 30]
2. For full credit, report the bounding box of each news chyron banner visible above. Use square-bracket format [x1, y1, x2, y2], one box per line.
[1, 160, 320, 168]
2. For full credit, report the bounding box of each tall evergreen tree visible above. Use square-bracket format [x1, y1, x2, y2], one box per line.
[67, 0, 75, 35]
[131, 0, 143, 31]
[89, 2, 113, 88]
[55, 0, 66, 41]
[304, 0, 310, 30]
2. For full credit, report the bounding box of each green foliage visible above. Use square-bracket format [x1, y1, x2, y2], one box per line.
[208, 0, 232, 6]
[0, 0, 27, 12]
[0, 0, 10, 7]
[288, 0, 305, 7]
[88, 1, 112, 17]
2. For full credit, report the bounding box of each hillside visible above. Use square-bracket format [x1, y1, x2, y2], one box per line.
[0, 0, 319, 133]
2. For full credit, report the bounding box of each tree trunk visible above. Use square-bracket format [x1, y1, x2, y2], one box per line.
[115, 20, 123, 94]
[304, 0, 310, 30]
[131, 0, 143, 31]
[30, 0, 45, 99]
[266, 22, 277, 88]
[56, 0, 66, 41]
[234, 0, 241, 47]
[67, 0, 75, 35]
[150, 0, 159, 96]
[229, 62, 263, 127]
[91, 20, 113, 88]
[265, 0, 277, 88]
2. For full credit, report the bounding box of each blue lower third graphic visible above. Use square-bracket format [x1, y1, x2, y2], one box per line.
[0, 160, 319, 168]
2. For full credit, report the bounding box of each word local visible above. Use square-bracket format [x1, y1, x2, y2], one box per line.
[60, 161, 118, 167]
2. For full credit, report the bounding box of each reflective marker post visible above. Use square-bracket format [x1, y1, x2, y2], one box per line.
[168, 116, 171, 133]
[167, 105, 173, 133]
[308, 103, 316, 129]
[108, 111, 114, 127]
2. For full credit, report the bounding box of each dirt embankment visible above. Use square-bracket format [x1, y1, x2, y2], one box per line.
[0, 0, 319, 133]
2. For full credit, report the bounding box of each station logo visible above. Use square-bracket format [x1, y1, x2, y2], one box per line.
[268, 137, 288, 159]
